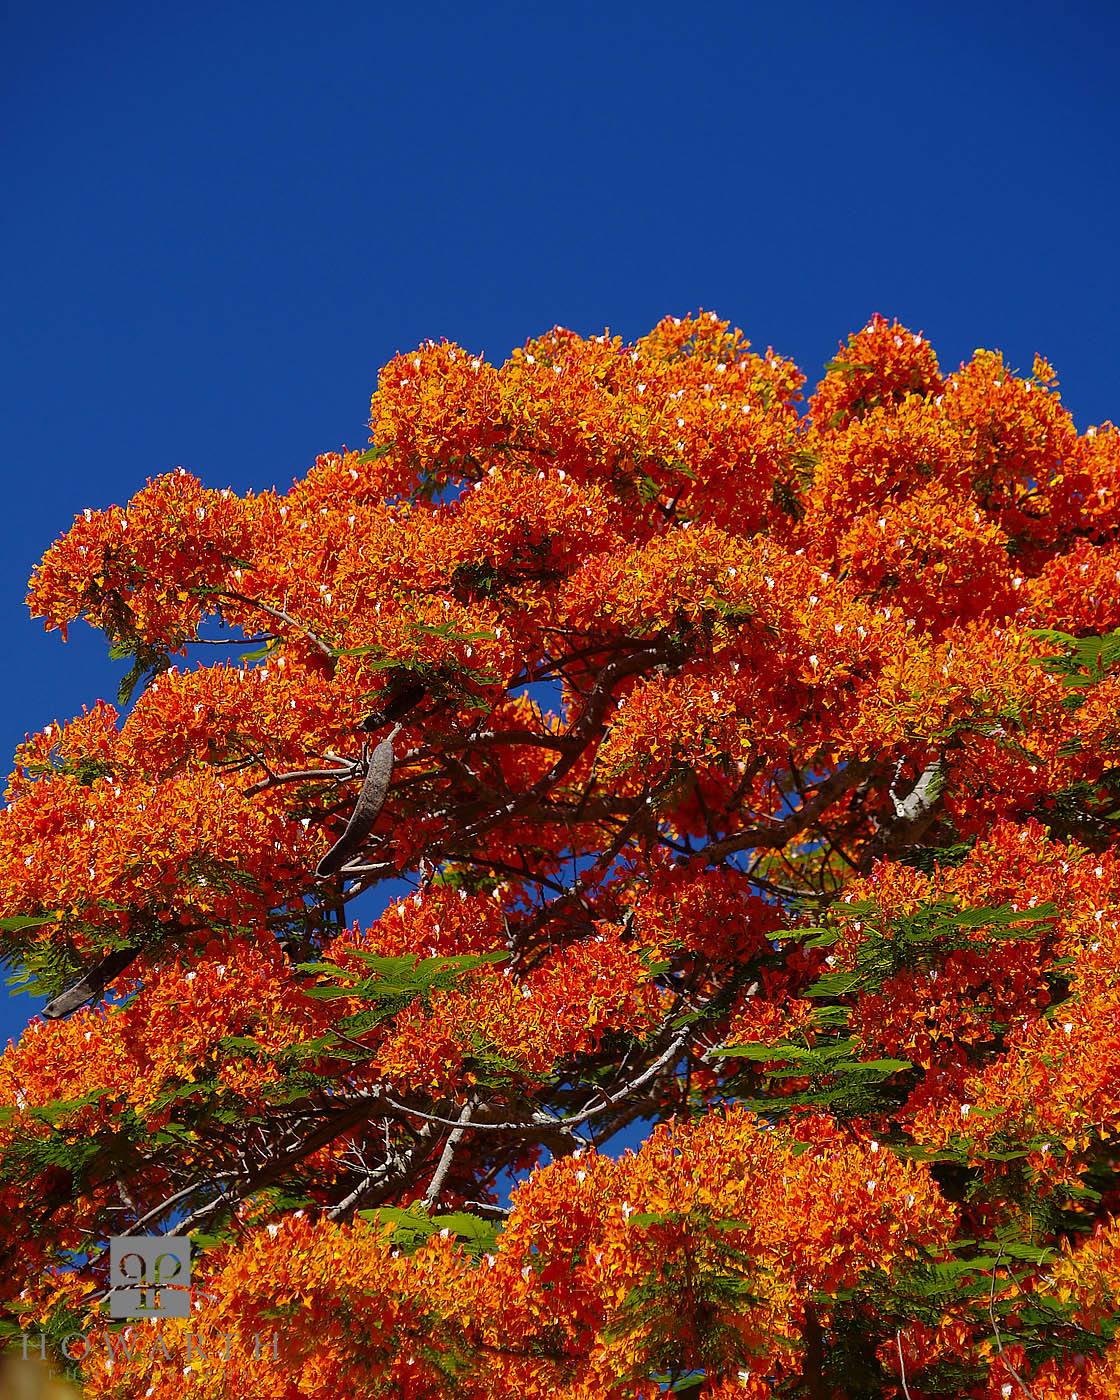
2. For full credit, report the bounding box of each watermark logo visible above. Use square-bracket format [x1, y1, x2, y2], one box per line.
[13, 1328, 280, 1382]
[108, 1235, 190, 1319]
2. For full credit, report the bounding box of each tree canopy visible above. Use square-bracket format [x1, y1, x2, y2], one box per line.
[2, 312, 1120, 1397]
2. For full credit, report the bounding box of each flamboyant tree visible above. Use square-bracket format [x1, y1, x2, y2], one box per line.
[1, 312, 1119, 1397]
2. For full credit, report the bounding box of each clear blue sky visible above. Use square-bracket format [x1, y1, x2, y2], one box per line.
[2, 0, 1118, 1048]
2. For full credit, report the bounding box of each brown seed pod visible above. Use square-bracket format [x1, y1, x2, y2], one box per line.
[315, 737, 396, 878]
[42, 945, 141, 1020]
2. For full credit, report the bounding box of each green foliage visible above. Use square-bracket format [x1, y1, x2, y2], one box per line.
[801, 898, 1058, 1001]
[822, 359, 877, 379]
[0, 913, 59, 934]
[712, 1040, 909, 1073]
[0, 1299, 95, 1378]
[714, 1038, 912, 1107]
[0, 1091, 151, 1217]
[296, 950, 506, 1010]
[1027, 625, 1120, 709]
[429, 863, 505, 897]
[713, 899, 1058, 1123]
[13, 743, 116, 786]
[356, 1202, 501, 1258]
[353, 443, 395, 467]
[603, 1207, 777, 1385]
[110, 633, 173, 706]
[894, 840, 975, 875]
[2, 935, 86, 1001]
[282, 950, 516, 1091]
[1030, 767, 1120, 849]
[450, 559, 509, 601]
[770, 477, 804, 522]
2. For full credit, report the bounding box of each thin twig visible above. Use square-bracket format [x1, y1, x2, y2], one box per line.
[325, 1122, 435, 1224]
[244, 763, 359, 798]
[896, 1330, 914, 1400]
[372, 1017, 694, 1136]
[112, 1173, 243, 1237]
[458, 1200, 510, 1220]
[989, 1249, 1040, 1400]
[216, 591, 335, 658]
[183, 632, 275, 647]
[699, 759, 881, 867]
[450, 641, 686, 852]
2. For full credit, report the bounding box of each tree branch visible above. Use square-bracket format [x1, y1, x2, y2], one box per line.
[216, 591, 335, 658]
[423, 1100, 475, 1209]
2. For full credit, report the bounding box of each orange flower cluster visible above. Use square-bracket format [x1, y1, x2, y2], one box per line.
[51, 1111, 952, 1400]
[370, 918, 666, 1094]
[4, 312, 1120, 1396]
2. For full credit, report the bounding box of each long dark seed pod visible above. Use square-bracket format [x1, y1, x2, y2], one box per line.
[315, 736, 396, 878]
[42, 945, 141, 1020]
